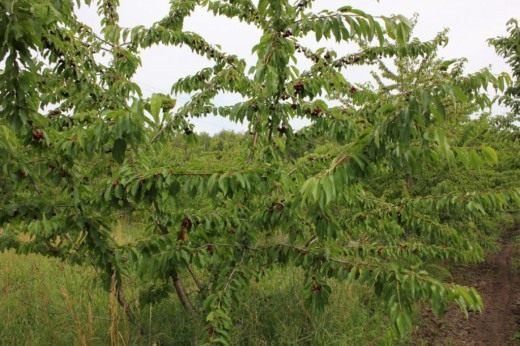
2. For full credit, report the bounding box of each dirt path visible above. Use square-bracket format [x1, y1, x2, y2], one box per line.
[416, 235, 520, 345]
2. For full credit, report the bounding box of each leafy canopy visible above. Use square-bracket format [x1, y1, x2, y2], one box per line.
[1, 0, 519, 344]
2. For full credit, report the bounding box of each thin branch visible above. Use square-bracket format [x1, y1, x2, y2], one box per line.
[186, 264, 203, 292]
[171, 270, 197, 315]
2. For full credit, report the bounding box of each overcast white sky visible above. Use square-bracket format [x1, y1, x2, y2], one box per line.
[77, 0, 519, 134]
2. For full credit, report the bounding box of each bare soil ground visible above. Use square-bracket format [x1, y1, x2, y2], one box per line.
[416, 234, 520, 346]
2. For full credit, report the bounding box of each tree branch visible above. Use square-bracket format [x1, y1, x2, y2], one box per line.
[171, 270, 197, 315]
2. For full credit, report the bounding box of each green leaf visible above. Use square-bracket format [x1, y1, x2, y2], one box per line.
[150, 94, 162, 124]
[112, 138, 127, 164]
[481, 146, 498, 165]
[321, 176, 335, 206]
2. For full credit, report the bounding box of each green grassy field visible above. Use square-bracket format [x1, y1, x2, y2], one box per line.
[3, 216, 514, 345]
[0, 249, 399, 346]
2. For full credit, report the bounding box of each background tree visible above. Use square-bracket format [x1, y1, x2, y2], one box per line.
[490, 18, 520, 116]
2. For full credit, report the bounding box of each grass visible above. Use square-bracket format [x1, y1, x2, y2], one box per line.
[232, 269, 393, 346]
[0, 249, 396, 345]
[3, 214, 516, 345]
[0, 251, 116, 345]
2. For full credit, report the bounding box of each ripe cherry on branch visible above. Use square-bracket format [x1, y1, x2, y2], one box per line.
[293, 80, 305, 95]
[311, 108, 323, 117]
[31, 129, 44, 142]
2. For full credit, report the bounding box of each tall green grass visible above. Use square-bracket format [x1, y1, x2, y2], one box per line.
[0, 250, 396, 345]
[5, 214, 515, 345]
[0, 251, 118, 345]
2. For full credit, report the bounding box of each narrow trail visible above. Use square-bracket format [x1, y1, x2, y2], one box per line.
[417, 233, 520, 345]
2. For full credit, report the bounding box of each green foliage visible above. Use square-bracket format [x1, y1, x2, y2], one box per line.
[1, 1, 519, 344]
[0, 250, 399, 345]
[490, 18, 520, 115]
